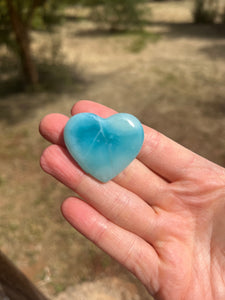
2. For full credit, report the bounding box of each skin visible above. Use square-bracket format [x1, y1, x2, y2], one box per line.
[39, 100, 225, 300]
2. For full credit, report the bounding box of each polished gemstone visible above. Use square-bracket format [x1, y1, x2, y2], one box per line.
[64, 113, 144, 182]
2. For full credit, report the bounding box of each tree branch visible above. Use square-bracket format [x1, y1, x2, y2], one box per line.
[0, 251, 48, 300]
[6, 0, 24, 33]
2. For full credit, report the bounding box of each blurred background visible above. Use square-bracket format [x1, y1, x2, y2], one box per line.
[0, 0, 225, 299]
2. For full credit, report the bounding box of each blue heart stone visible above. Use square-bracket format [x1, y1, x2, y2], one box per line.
[64, 113, 144, 182]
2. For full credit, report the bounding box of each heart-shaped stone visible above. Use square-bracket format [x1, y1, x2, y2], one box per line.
[64, 113, 144, 182]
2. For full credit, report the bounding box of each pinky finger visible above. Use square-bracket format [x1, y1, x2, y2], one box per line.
[61, 197, 159, 295]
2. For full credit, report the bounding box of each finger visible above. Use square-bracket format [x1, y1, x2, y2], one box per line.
[39, 112, 168, 207]
[72, 100, 206, 182]
[39, 113, 68, 146]
[40, 145, 160, 243]
[61, 196, 159, 295]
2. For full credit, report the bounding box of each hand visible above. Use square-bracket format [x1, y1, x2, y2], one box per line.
[39, 100, 225, 300]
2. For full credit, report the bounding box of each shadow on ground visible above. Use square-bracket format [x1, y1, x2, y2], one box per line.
[0, 54, 88, 125]
[149, 22, 225, 39]
[70, 20, 225, 40]
[200, 43, 225, 59]
[70, 22, 225, 58]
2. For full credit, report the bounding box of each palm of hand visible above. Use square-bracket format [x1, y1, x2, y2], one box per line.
[39, 101, 225, 300]
[151, 166, 225, 300]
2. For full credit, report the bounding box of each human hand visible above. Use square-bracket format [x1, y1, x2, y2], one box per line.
[39, 100, 225, 300]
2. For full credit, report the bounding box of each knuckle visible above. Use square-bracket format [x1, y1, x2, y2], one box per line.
[40, 144, 57, 172]
[91, 219, 108, 244]
[139, 128, 161, 159]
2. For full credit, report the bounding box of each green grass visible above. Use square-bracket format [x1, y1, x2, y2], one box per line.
[128, 30, 161, 53]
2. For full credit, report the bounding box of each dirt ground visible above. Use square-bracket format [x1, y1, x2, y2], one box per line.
[0, 1, 225, 299]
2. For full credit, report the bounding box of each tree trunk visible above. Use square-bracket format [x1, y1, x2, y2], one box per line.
[0, 251, 48, 300]
[6, 0, 39, 86]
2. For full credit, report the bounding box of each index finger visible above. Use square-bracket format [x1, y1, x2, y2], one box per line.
[71, 100, 207, 182]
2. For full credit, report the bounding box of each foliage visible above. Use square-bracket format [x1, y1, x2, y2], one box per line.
[128, 31, 161, 53]
[192, 0, 218, 23]
[222, 6, 225, 23]
[0, 1, 12, 48]
[82, 0, 147, 31]
[0, 0, 63, 42]
[80, 0, 105, 6]
[0, 0, 70, 86]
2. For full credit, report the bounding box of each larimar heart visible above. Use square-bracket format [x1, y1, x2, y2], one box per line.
[64, 113, 144, 182]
